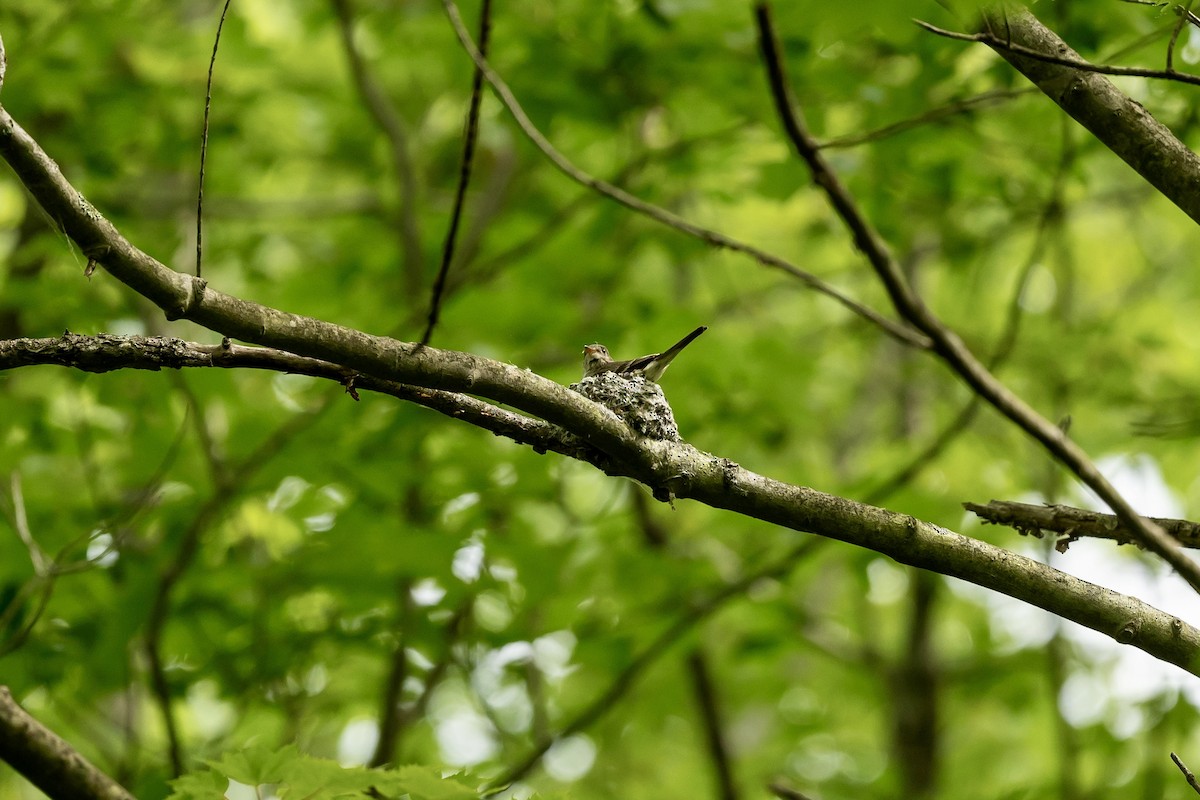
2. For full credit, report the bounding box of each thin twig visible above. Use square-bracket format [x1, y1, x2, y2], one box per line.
[1168, 1, 1194, 70]
[438, 0, 930, 349]
[688, 649, 740, 800]
[755, 2, 1200, 595]
[422, 0, 493, 345]
[964, 499, 1200, 549]
[456, 124, 743, 298]
[7, 473, 47, 576]
[196, 0, 233, 279]
[370, 578, 413, 768]
[768, 783, 816, 800]
[914, 18, 1200, 86]
[1173, 752, 1200, 795]
[820, 88, 1034, 150]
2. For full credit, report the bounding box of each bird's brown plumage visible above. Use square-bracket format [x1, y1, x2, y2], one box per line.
[582, 326, 707, 382]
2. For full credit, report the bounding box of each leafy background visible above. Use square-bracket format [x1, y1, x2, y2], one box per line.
[3, 0, 1200, 798]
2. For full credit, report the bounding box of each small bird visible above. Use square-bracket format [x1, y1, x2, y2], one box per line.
[582, 326, 707, 382]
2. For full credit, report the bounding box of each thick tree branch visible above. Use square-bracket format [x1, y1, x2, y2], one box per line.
[754, 3, 1200, 596]
[919, 8, 1200, 226]
[2, 109, 1200, 672]
[0, 104, 647, 462]
[0, 334, 608, 466]
[0, 687, 135, 800]
[3, 335, 1200, 678]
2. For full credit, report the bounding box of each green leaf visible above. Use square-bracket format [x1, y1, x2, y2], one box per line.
[166, 769, 229, 800]
[206, 743, 301, 786]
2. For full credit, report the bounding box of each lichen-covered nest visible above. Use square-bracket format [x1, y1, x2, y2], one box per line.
[569, 372, 680, 441]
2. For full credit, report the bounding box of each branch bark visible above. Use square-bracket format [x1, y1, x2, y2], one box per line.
[0, 687, 135, 800]
[3, 76, 1200, 671]
[965, 6, 1200, 225]
[3, 334, 1200, 676]
[965, 499, 1200, 549]
[753, 2, 1200, 596]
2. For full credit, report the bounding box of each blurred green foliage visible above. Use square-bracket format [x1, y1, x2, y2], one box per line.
[2, 1, 1200, 798]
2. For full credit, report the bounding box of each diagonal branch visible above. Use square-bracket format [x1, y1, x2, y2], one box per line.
[3, 98, 1200, 673]
[0, 686, 136, 800]
[754, 2, 1200, 596]
[422, 0, 492, 345]
[437, 0, 930, 350]
[919, 8, 1200, 225]
[2, 334, 1200, 674]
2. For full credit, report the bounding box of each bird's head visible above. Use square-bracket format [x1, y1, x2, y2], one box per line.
[582, 343, 611, 373]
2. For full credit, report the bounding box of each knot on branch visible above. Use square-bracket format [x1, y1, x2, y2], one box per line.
[569, 372, 681, 441]
[164, 275, 208, 321]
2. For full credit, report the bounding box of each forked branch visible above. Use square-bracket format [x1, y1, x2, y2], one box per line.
[753, 2, 1200, 596]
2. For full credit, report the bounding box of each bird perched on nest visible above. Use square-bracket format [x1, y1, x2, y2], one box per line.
[581, 326, 707, 382]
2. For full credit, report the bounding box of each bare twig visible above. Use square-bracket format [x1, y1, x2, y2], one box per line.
[755, 2, 1200, 595]
[0, 334, 607, 466]
[456, 124, 742, 297]
[915, 19, 1200, 86]
[1173, 752, 1200, 795]
[370, 579, 414, 768]
[0, 686, 136, 800]
[7, 473, 48, 576]
[820, 88, 1034, 150]
[438, 0, 929, 349]
[1167, 1, 1192, 71]
[964, 499, 1200, 549]
[196, 0, 233, 279]
[422, 0, 493, 345]
[768, 781, 817, 800]
[688, 649, 740, 800]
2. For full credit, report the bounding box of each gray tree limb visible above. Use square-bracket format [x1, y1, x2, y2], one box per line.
[2, 333, 1199, 674]
[0, 687, 135, 800]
